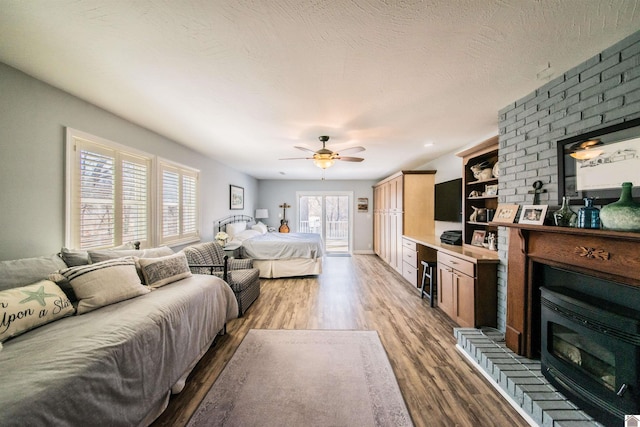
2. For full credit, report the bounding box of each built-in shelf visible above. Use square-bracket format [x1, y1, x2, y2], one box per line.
[456, 136, 499, 248]
[466, 178, 498, 186]
[467, 195, 498, 200]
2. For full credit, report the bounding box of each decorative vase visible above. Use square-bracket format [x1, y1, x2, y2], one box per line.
[216, 238, 226, 246]
[600, 182, 640, 232]
[553, 196, 577, 227]
[577, 198, 600, 229]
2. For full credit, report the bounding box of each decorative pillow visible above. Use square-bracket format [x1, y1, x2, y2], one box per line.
[88, 246, 173, 263]
[136, 252, 192, 288]
[226, 222, 247, 240]
[59, 247, 90, 267]
[0, 280, 75, 342]
[252, 222, 268, 234]
[51, 258, 149, 315]
[0, 254, 68, 292]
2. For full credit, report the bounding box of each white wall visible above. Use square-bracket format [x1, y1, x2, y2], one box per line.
[418, 151, 464, 237]
[0, 62, 257, 260]
[257, 179, 376, 253]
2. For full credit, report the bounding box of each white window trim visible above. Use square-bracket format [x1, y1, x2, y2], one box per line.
[65, 128, 201, 250]
[157, 157, 200, 247]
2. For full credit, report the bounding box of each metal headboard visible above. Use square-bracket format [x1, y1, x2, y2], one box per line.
[215, 214, 254, 232]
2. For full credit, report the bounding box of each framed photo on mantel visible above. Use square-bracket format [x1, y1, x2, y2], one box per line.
[492, 204, 519, 224]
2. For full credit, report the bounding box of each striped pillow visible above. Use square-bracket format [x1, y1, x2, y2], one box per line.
[52, 258, 149, 314]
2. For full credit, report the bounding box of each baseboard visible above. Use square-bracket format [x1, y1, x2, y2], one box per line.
[353, 250, 375, 255]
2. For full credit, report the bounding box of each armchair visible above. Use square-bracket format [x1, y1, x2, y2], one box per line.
[182, 241, 260, 317]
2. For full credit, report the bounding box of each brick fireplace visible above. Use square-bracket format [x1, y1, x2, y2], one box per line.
[504, 224, 640, 425]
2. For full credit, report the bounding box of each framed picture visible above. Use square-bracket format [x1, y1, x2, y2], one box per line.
[557, 117, 640, 205]
[492, 204, 519, 224]
[471, 230, 486, 247]
[485, 184, 498, 196]
[518, 205, 548, 225]
[357, 197, 369, 212]
[229, 185, 244, 210]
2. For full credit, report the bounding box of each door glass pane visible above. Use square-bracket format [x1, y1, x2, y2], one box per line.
[325, 195, 349, 253]
[299, 196, 322, 234]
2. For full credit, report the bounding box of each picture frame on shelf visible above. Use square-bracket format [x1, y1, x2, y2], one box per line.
[471, 230, 486, 247]
[229, 185, 244, 210]
[557, 117, 640, 205]
[518, 204, 548, 225]
[492, 204, 519, 224]
[485, 184, 498, 196]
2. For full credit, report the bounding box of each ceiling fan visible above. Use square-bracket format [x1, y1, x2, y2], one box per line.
[280, 136, 365, 169]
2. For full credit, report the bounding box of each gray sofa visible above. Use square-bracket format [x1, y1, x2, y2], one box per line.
[0, 250, 238, 426]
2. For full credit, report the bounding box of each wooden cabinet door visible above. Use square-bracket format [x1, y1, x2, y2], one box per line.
[454, 272, 476, 328]
[437, 265, 455, 319]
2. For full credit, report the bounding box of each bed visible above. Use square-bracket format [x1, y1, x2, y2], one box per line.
[217, 215, 323, 278]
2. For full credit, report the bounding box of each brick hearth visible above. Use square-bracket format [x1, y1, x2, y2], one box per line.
[455, 328, 602, 427]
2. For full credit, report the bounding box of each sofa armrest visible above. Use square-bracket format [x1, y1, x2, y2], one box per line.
[229, 258, 253, 270]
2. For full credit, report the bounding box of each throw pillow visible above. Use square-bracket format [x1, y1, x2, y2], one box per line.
[59, 247, 90, 267]
[52, 258, 149, 314]
[252, 222, 268, 234]
[226, 222, 246, 240]
[88, 246, 173, 263]
[0, 280, 75, 342]
[137, 252, 192, 288]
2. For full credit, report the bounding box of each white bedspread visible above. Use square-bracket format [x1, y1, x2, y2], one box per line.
[241, 232, 324, 260]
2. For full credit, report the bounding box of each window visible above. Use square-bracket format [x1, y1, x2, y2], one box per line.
[66, 128, 199, 249]
[158, 159, 199, 246]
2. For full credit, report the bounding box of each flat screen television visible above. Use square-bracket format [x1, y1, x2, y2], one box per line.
[434, 178, 462, 222]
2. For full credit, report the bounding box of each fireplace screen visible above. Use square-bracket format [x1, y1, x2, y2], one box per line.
[551, 323, 615, 391]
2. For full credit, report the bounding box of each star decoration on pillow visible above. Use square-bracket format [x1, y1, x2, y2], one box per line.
[19, 285, 58, 307]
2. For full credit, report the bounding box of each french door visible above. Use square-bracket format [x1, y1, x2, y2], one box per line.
[296, 191, 352, 254]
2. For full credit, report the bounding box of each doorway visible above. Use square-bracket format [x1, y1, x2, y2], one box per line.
[296, 191, 352, 255]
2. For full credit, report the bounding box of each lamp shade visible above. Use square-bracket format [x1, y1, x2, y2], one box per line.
[255, 209, 269, 219]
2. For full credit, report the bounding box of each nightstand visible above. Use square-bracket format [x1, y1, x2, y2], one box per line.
[223, 243, 242, 259]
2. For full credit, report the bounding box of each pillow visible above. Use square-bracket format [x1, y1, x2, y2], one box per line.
[136, 252, 192, 288]
[226, 222, 246, 239]
[245, 220, 256, 229]
[0, 255, 68, 292]
[59, 247, 90, 267]
[234, 229, 261, 242]
[88, 249, 141, 264]
[51, 258, 149, 314]
[252, 222, 268, 234]
[88, 246, 173, 263]
[0, 280, 75, 342]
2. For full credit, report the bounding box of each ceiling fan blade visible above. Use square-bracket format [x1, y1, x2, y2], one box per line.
[338, 146, 365, 155]
[335, 156, 364, 162]
[279, 157, 314, 160]
[294, 146, 317, 154]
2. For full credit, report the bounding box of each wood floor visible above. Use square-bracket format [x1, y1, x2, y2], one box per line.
[152, 254, 528, 427]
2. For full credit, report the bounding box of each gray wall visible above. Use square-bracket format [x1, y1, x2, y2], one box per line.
[0, 62, 258, 260]
[496, 30, 640, 331]
[257, 180, 376, 253]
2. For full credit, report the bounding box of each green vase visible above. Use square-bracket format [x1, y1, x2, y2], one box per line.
[553, 196, 577, 227]
[600, 182, 640, 232]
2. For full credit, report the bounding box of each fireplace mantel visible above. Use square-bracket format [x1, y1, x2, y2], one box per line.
[502, 223, 640, 357]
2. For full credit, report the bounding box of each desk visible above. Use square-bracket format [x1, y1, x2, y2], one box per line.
[403, 234, 499, 328]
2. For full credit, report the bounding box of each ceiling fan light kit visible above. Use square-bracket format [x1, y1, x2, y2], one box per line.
[280, 135, 365, 172]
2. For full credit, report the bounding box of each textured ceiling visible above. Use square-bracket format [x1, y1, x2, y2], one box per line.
[1, 0, 639, 180]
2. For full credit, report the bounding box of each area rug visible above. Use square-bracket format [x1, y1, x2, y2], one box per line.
[187, 329, 413, 427]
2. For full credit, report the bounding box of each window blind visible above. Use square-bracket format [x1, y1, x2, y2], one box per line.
[68, 131, 151, 249]
[159, 161, 199, 245]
